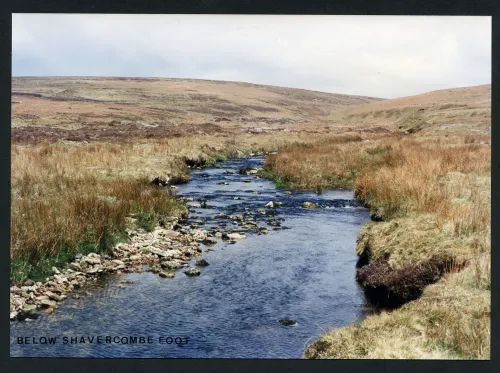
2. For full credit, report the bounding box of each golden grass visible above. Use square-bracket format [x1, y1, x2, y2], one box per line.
[11, 128, 491, 358]
[305, 251, 490, 359]
[262, 134, 490, 359]
[10, 132, 327, 281]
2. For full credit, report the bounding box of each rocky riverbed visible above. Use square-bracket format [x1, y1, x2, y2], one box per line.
[11, 156, 371, 358]
[9, 218, 218, 322]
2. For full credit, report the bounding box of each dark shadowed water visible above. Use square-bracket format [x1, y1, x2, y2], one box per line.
[10, 156, 370, 358]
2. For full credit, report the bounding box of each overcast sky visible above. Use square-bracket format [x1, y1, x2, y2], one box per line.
[12, 14, 491, 98]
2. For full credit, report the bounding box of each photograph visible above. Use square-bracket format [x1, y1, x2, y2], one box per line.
[9, 14, 491, 359]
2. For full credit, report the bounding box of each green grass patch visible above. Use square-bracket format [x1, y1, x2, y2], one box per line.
[11, 228, 129, 283]
[135, 211, 158, 232]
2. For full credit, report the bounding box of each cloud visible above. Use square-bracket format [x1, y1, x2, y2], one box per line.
[12, 14, 491, 98]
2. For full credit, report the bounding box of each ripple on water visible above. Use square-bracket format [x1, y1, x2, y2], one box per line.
[11, 156, 370, 358]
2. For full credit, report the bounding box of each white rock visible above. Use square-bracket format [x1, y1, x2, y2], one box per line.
[23, 304, 37, 312]
[45, 291, 65, 301]
[40, 299, 57, 308]
[227, 233, 246, 240]
[265, 201, 274, 208]
[83, 256, 101, 265]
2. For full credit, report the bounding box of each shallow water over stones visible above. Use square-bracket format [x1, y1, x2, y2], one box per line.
[10, 156, 371, 358]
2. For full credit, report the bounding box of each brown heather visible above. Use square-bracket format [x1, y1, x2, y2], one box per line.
[10, 132, 326, 277]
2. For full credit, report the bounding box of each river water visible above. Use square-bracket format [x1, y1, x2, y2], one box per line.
[10, 156, 370, 358]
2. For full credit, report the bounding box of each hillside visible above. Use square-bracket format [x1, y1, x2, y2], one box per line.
[326, 84, 491, 135]
[11, 77, 383, 143]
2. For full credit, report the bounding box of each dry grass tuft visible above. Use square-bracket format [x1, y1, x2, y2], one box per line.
[11, 132, 328, 281]
[264, 134, 490, 359]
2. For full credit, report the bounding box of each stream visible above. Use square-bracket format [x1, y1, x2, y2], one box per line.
[10, 156, 371, 358]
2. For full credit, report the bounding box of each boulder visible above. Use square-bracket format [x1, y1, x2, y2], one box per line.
[265, 201, 274, 208]
[278, 319, 297, 327]
[160, 260, 183, 270]
[159, 271, 175, 278]
[40, 299, 57, 308]
[45, 291, 66, 301]
[202, 237, 217, 246]
[82, 255, 101, 265]
[303, 202, 318, 208]
[227, 233, 246, 240]
[23, 304, 38, 313]
[146, 247, 182, 258]
[10, 286, 22, 295]
[195, 259, 210, 267]
[69, 262, 81, 270]
[184, 267, 201, 276]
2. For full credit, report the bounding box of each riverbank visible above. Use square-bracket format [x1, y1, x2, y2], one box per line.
[9, 132, 335, 320]
[11, 154, 370, 358]
[10, 217, 213, 321]
[10, 133, 313, 283]
[261, 134, 490, 359]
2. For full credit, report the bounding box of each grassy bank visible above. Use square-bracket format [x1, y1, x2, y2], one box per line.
[262, 134, 490, 359]
[11, 132, 331, 283]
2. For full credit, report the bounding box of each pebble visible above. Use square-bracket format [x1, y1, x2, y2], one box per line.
[195, 259, 210, 267]
[184, 267, 201, 276]
[40, 300, 57, 308]
[303, 202, 318, 208]
[159, 272, 175, 278]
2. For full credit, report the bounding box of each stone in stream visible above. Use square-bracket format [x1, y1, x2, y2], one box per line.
[16, 310, 39, 322]
[161, 260, 184, 270]
[278, 319, 297, 327]
[22, 304, 38, 313]
[202, 237, 217, 246]
[265, 201, 274, 208]
[238, 167, 254, 175]
[221, 232, 246, 240]
[159, 271, 175, 278]
[184, 267, 201, 277]
[195, 259, 210, 267]
[303, 202, 318, 208]
[40, 299, 57, 308]
[45, 291, 66, 301]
